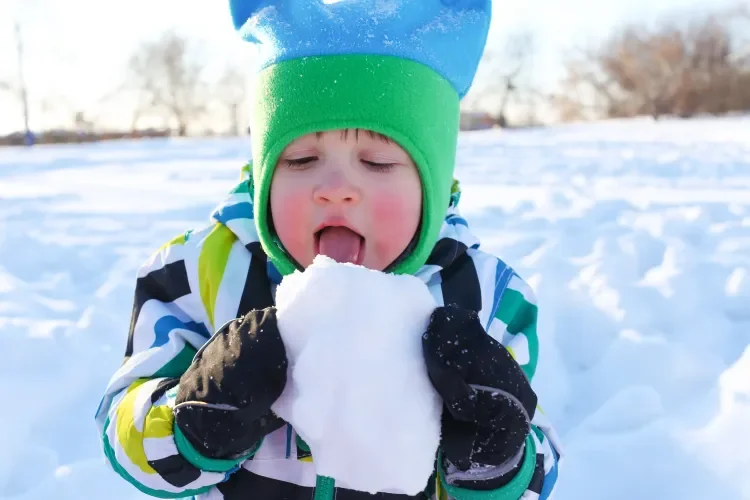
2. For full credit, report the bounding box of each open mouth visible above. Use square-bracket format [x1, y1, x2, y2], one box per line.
[314, 225, 365, 265]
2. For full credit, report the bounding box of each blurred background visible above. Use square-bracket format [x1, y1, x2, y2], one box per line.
[2, 0, 749, 143]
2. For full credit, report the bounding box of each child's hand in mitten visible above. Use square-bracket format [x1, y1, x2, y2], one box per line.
[174, 307, 288, 461]
[422, 304, 537, 486]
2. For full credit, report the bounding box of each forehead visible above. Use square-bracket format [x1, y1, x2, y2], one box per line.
[281, 129, 406, 156]
[284, 129, 395, 148]
[315, 129, 393, 143]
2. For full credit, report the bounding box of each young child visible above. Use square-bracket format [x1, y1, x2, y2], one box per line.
[95, 1, 562, 499]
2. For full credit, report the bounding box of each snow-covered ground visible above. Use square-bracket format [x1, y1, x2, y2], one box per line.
[1, 116, 749, 499]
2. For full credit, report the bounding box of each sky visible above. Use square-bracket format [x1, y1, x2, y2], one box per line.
[0, 0, 744, 134]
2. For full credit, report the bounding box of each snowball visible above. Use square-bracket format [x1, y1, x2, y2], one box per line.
[271, 256, 441, 495]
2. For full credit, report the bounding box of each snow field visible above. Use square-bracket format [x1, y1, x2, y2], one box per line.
[0, 117, 748, 498]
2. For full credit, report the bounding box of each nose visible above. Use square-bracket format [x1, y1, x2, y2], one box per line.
[313, 170, 362, 205]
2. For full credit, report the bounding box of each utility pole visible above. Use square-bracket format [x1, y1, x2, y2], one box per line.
[15, 22, 33, 145]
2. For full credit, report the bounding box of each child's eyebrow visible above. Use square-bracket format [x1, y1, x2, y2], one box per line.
[315, 129, 392, 143]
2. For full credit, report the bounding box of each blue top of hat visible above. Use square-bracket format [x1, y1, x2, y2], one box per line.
[229, 0, 491, 99]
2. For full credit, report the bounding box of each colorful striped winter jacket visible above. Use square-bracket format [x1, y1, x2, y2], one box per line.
[95, 169, 562, 500]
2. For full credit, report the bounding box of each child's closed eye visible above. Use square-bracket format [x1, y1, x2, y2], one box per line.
[362, 160, 396, 172]
[284, 156, 318, 168]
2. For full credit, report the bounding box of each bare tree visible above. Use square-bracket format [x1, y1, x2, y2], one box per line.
[216, 66, 249, 136]
[471, 31, 538, 127]
[127, 31, 207, 136]
[15, 23, 31, 138]
[129, 92, 155, 133]
[1, 22, 33, 142]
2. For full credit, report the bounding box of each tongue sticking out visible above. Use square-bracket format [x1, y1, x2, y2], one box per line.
[318, 226, 362, 264]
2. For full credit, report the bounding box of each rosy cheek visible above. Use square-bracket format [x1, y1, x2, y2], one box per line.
[369, 188, 422, 261]
[270, 182, 312, 266]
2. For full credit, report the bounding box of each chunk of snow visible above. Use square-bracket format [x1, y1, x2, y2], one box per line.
[272, 256, 441, 494]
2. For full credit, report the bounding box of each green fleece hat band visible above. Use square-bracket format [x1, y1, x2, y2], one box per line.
[251, 54, 460, 276]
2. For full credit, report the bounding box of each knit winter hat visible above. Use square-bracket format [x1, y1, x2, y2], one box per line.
[230, 0, 492, 276]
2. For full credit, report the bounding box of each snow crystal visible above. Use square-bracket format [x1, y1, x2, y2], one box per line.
[271, 255, 441, 495]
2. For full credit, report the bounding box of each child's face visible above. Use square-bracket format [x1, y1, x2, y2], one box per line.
[270, 130, 422, 271]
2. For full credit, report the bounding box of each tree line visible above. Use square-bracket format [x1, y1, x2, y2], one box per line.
[2, 3, 749, 141]
[1, 29, 250, 143]
[469, 3, 750, 127]
[555, 4, 750, 121]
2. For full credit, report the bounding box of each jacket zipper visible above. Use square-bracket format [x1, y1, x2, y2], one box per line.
[295, 429, 333, 500]
[314, 475, 335, 500]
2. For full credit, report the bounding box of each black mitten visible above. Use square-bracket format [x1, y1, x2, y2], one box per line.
[174, 307, 288, 460]
[422, 304, 537, 484]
